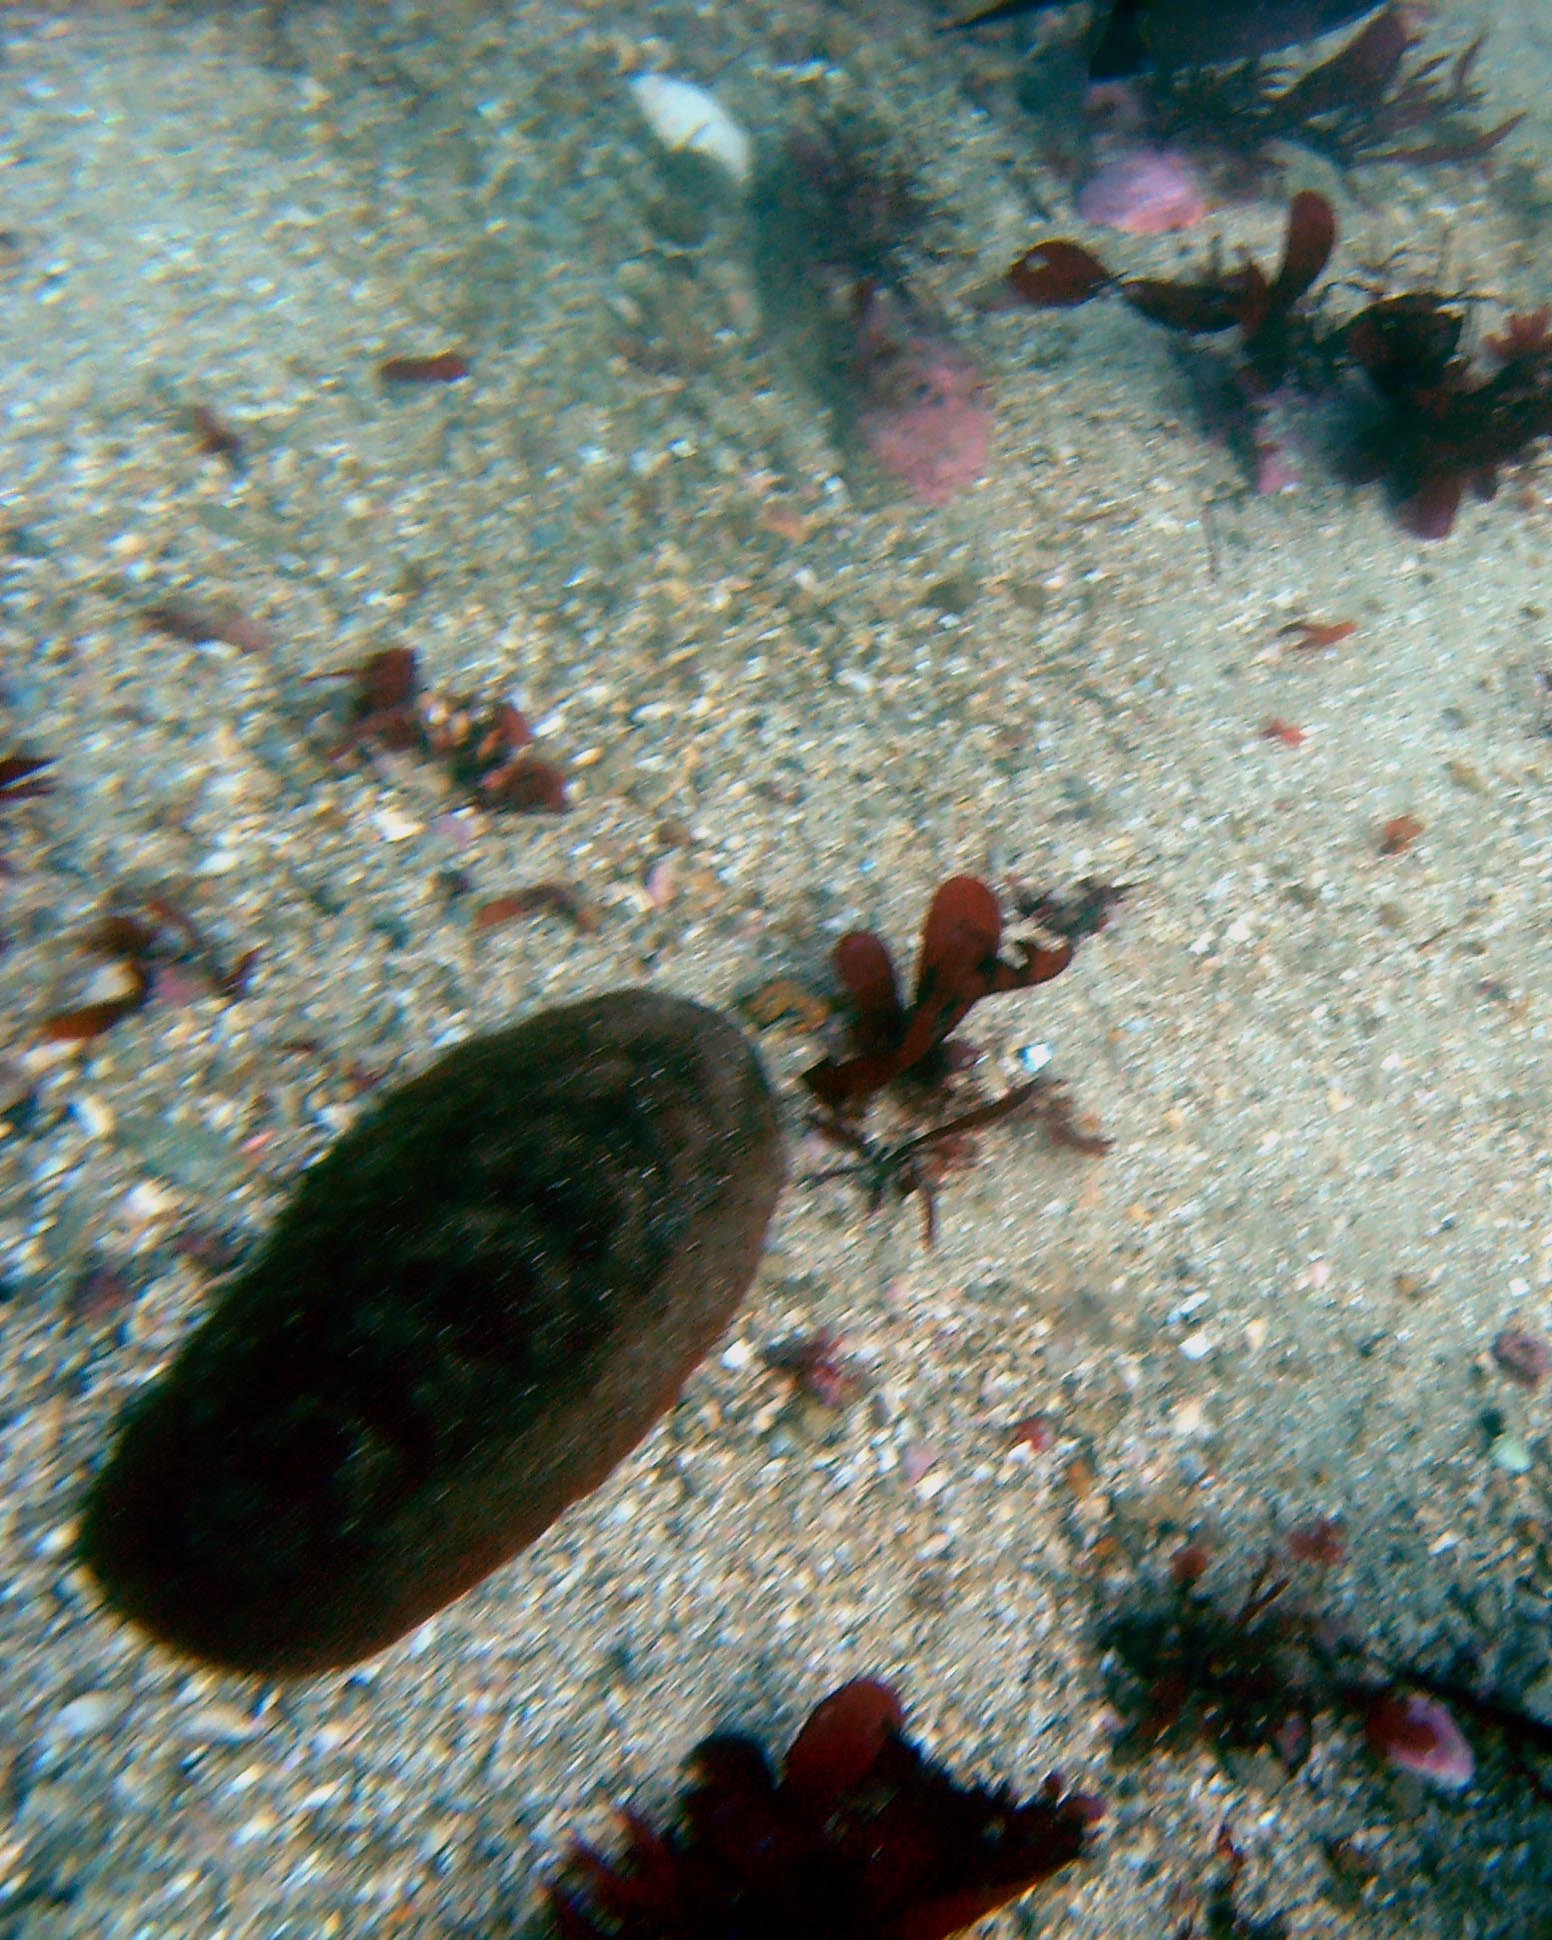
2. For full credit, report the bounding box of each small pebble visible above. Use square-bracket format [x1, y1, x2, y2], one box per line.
[45, 1692, 125, 1745]
[181, 1700, 264, 1744]
[1366, 1691, 1474, 1790]
[644, 857, 678, 909]
[1492, 1326, 1548, 1391]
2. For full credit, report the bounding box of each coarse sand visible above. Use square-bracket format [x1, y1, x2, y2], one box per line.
[0, 1, 1550, 1935]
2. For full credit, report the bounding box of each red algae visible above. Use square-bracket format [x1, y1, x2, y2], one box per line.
[551, 1677, 1100, 1940]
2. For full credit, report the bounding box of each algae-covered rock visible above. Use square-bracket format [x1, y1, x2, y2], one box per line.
[80, 991, 784, 1678]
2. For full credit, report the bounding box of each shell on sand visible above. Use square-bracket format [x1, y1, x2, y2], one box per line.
[630, 73, 752, 187]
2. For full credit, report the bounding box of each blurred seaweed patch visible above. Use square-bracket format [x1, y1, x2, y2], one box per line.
[549, 1678, 1101, 1940]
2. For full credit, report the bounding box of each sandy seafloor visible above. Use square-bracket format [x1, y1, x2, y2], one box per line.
[2, 0, 1552, 1933]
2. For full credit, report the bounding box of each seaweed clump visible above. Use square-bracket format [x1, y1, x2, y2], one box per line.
[334, 645, 570, 812]
[804, 875, 1079, 1107]
[1148, 5, 1524, 182]
[1099, 1527, 1552, 1797]
[1000, 193, 1552, 535]
[800, 876, 1118, 1241]
[1341, 298, 1552, 538]
[1101, 1534, 1350, 1772]
[750, 118, 992, 504]
[550, 1677, 1101, 1940]
[1001, 189, 1336, 493]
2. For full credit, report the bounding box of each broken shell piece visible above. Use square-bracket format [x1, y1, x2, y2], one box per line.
[630, 73, 751, 187]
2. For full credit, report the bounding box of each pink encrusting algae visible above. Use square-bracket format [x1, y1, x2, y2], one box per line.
[856, 335, 993, 505]
[1078, 147, 1209, 235]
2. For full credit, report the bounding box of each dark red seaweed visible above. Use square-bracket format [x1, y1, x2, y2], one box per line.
[805, 876, 1073, 1107]
[551, 1677, 1100, 1940]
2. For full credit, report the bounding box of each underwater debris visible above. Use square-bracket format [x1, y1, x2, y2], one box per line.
[1377, 811, 1423, 856]
[189, 403, 246, 471]
[763, 1327, 870, 1409]
[471, 884, 598, 934]
[1012, 875, 1129, 945]
[1278, 617, 1355, 651]
[740, 975, 832, 1036]
[378, 351, 470, 385]
[334, 647, 570, 812]
[40, 894, 258, 1046]
[630, 73, 752, 189]
[340, 643, 423, 752]
[1491, 1326, 1548, 1391]
[142, 599, 272, 655]
[80, 992, 784, 1676]
[0, 753, 53, 813]
[1171, 1822, 1291, 1940]
[549, 1677, 1101, 1940]
[803, 876, 1075, 1108]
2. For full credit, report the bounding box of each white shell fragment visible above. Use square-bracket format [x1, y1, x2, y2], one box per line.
[629, 73, 752, 188]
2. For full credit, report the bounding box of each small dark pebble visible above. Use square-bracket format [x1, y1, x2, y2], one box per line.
[80, 991, 783, 1677]
[69, 1261, 136, 1327]
[1492, 1326, 1549, 1391]
[378, 351, 470, 385]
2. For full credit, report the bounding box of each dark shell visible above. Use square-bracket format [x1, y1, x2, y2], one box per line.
[80, 991, 784, 1678]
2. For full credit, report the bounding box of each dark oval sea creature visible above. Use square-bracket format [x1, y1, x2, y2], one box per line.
[80, 991, 784, 1678]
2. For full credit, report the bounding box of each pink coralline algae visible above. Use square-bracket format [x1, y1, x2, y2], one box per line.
[856, 334, 992, 506]
[1077, 148, 1209, 235]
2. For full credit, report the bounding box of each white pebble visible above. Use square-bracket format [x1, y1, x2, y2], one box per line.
[46, 1692, 125, 1744]
[629, 74, 751, 187]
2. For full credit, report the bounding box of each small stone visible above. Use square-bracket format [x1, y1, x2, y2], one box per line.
[181, 1700, 263, 1744]
[900, 1441, 939, 1487]
[1490, 1433, 1533, 1475]
[45, 1692, 125, 1745]
[1492, 1326, 1548, 1391]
